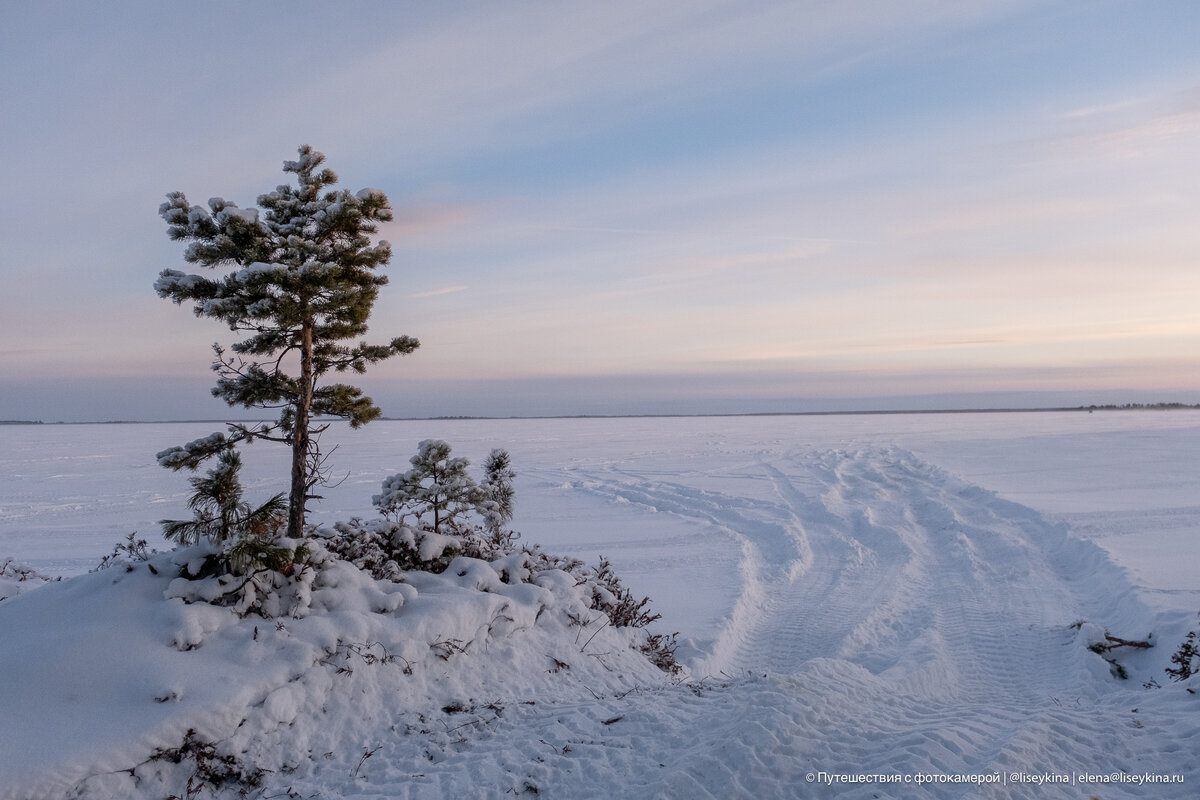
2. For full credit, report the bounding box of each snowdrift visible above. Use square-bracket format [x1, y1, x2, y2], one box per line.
[0, 545, 671, 799]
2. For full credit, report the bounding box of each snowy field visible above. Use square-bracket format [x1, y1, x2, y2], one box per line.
[1, 411, 1198, 798]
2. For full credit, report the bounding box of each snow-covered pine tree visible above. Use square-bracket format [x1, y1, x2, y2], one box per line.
[373, 440, 480, 534]
[155, 146, 418, 539]
[479, 448, 516, 541]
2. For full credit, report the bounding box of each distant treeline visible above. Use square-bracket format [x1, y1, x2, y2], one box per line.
[5, 403, 1199, 426]
[1079, 403, 1200, 411]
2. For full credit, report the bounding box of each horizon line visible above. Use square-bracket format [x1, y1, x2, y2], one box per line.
[5, 402, 1198, 426]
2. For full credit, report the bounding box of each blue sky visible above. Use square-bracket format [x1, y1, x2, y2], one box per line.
[2, 1, 1199, 420]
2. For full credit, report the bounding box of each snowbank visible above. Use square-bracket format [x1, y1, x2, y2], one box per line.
[0, 545, 671, 799]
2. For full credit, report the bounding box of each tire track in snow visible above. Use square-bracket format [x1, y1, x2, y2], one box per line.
[799, 448, 1091, 701]
[565, 463, 813, 673]
[312, 446, 1198, 799]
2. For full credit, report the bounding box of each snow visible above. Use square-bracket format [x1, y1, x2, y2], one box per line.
[217, 206, 259, 226]
[234, 262, 284, 282]
[1, 412, 1198, 798]
[0, 542, 663, 799]
[152, 269, 201, 295]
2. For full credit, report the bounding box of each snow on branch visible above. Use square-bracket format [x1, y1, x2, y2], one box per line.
[156, 432, 232, 471]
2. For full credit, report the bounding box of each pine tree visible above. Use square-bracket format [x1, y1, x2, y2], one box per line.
[155, 146, 418, 538]
[373, 440, 480, 534]
[479, 448, 516, 540]
[160, 449, 286, 547]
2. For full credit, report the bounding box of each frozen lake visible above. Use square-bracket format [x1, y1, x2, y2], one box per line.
[4, 410, 1199, 798]
[3, 410, 1198, 636]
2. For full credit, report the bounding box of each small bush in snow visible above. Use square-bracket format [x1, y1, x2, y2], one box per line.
[589, 556, 662, 628]
[1167, 629, 1199, 682]
[0, 558, 58, 602]
[94, 532, 157, 572]
[641, 632, 682, 675]
[318, 518, 462, 579]
[320, 519, 679, 673]
[0, 558, 54, 584]
[169, 539, 321, 619]
[479, 448, 516, 542]
[146, 728, 264, 797]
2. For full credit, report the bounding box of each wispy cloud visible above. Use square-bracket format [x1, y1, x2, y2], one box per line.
[4, 1, 1200, 419]
[1036, 85, 1200, 161]
[410, 286, 468, 299]
[1054, 109, 1200, 161]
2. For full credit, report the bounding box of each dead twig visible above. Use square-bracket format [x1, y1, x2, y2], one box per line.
[1105, 634, 1153, 649]
[580, 619, 610, 653]
[352, 745, 382, 779]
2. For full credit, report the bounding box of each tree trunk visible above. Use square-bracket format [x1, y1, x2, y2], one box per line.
[287, 321, 314, 539]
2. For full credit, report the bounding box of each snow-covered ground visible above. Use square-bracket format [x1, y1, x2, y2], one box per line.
[1, 411, 1198, 798]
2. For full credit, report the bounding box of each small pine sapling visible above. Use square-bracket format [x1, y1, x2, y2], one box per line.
[373, 441, 519, 545]
[159, 448, 296, 578]
[478, 448, 516, 545]
[373, 440, 481, 534]
[161, 450, 286, 547]
[338, 443, 683, 674]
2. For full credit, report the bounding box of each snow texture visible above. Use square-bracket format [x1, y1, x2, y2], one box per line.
[1, 412, 1198, 798]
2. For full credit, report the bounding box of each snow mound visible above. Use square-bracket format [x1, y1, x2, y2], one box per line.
[0, 558, 56, 602]
[0, 545, 671, 800]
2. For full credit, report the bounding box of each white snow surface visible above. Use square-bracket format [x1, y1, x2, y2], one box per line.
[1, 412, 1198, 798]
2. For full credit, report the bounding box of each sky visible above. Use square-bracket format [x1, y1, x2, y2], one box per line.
[1, 0, 1199, 421]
